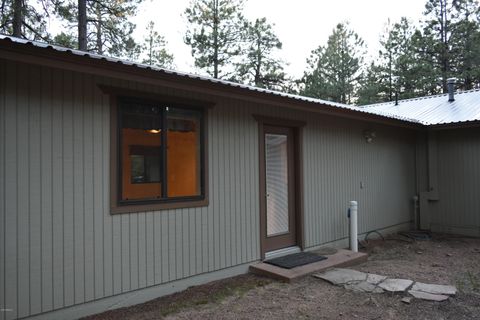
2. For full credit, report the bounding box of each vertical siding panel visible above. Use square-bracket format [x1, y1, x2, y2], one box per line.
[163, 212, 171, 282]
[4, 61, 18, 320]
[203, 110, 210, 272]
[40, 66, 53, 312]
[175, 210, 183, 279]
[181, 209, 188, 277]
[62, 70, 75, 307]
[246, 107, 254, 261]
[83, 74, 95, 302]
[73, 73, 85, 304]
[209, 108, 217, 271]
[138, 212, 147, 289]
[129, 214, 138, 290]
[16, 63, 30, 318]
[313, 124, 320, 245]
[153, 213, 162, 283]
[252, 112, 260, 259]
[226, 106, 234, 267]
[51, 68, 64, 309]
[93, 83, 104, 299]
[101, 84, 113, 297]
[121, 214, 130, 292]
[306, 125, 311, 246]
[201, 206, 208, 273]
[303, 127, 311, 247]
[211, 107, 218, 270]
[112, 214, 122, 294]
[218, 106, 226, 269]
[28, 65, 43, 315]
[0, 60, 5, 320]
[188, 208, 202, 275]
[239, 108, 247, 262]
[231, 105, 239, 266]
[225, 106, 233, 267]
[145, 212, 154, 286]
[109, 80, 120, 296]
[235, 104, 243, 264]
[197, 207, 208, 273]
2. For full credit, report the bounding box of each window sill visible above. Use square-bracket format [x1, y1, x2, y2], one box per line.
[110, 198, 209, 214]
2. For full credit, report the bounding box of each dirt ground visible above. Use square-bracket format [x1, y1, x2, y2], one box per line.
[85, 233, 480, 320]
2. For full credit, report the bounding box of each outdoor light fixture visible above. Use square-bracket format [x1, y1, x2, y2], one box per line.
[363, 129, 376, 143]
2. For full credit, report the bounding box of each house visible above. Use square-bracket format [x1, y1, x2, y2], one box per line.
[361, 86, 480, 236]
[0, 35, 479, 319]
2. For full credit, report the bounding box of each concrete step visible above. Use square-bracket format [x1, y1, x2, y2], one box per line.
[250, 249, 368, 282]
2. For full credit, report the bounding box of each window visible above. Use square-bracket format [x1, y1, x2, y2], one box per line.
[112, 97, 207, 213]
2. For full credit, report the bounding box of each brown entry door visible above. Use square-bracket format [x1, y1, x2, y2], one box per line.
[261, 125, 296, 254]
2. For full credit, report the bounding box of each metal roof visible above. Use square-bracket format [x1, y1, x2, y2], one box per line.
[1, 35, 424, 125]
[361, 89, 480, 126]
[2, 35, 480, 127]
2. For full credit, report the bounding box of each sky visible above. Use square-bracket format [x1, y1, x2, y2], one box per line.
[132, 0, 427, 78]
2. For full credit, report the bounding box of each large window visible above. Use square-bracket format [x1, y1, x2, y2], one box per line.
[112, 97, 206, 212]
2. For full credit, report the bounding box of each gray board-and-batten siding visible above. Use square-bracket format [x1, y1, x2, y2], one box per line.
[429, 127, 480, 236]
[0, 59, 416, 319]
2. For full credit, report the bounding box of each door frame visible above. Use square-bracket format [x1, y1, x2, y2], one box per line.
[254, 115, 306, 260]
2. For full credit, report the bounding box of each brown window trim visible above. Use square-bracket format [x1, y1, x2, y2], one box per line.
[107, 88, 210, 215]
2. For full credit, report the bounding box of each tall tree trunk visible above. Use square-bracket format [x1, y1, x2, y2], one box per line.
[95, 2, 103, 54]
[440, 0, 449, 93]
[12, 0, 22, 37]
[213, 0, 219, 78]
[254, 33, 261, 86]
[149, 36, 153, 65]
[78, 0, 87, 50]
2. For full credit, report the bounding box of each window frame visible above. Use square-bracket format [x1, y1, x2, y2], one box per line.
[108, 89, 210, 214]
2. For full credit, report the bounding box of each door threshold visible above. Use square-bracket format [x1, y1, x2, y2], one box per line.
[265, 246, 301, 260]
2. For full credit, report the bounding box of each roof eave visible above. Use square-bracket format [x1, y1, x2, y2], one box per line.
[0, 37, 422, 129]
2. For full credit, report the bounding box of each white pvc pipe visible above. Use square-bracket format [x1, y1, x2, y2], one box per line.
[349, 201, 358, 252]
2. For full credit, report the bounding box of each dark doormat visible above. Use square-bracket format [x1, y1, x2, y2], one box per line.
[264, 252, 327, 269]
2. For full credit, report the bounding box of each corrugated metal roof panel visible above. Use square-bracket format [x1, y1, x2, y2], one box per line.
[361, 89, 480, 125]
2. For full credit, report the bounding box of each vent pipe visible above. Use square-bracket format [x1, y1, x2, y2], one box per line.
[447, 78, 456, 102]
[348, 201, 358, 252]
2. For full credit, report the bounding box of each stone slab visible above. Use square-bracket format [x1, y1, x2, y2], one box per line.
[314, 268, 367, 285]
[408, 290, 449, 301]
[401, 297, 412, 304]
[411, 282, 457, 296]
[345, 281, 384, 293]
[378, 278, 413, 292]
[366, 273, 387, 285]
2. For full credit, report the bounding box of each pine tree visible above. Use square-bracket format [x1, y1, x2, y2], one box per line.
[141, 21, 174, 68]
[356, 62, 384, 105]
[184, 0, 245, 79]
[448, 0, 480, 89]
[55, 0, 142, 57]
[358, 17, 442, 104]
[423, 0, 480, 91]
[234, 17, 286, 90]
[1, 0, 51, 40]
[302, 23, 365, 104]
